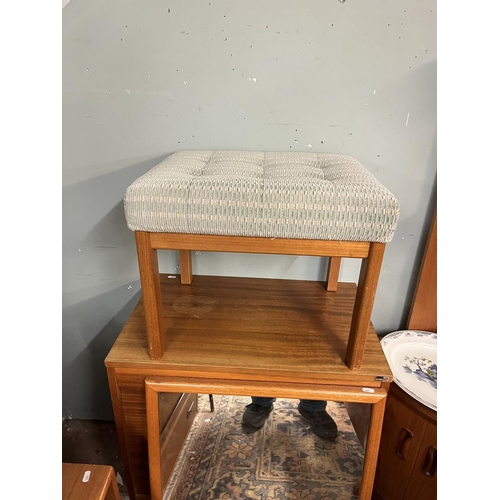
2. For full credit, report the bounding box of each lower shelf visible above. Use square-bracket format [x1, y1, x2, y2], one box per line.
[159, 392, 198, 490]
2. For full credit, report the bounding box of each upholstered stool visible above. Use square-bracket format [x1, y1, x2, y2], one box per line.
[124, 151, 399, 368]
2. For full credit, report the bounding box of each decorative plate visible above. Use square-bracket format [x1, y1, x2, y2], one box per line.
[380, 330, 437, 411]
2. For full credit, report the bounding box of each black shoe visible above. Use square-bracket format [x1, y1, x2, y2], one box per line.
[298, 402, 338, 441]
[242, 403, 273, 430]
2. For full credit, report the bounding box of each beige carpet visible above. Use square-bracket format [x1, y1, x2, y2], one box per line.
[165, 395, 364, 500]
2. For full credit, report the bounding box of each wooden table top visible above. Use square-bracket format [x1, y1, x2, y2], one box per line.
[106, 274, 392, 387]
[62, 463, 119, 500]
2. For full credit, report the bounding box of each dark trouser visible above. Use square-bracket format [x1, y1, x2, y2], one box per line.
[251, 397, 326, 412]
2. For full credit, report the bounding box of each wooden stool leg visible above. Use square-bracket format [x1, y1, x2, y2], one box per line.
[345, 242, 385, 370]
[179, 250, 193, 284]
[135, 231, 165, 359]
[357, 391, 388, 500]
[326, 257, 341, 291]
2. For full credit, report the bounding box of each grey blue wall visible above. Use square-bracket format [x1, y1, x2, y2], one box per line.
[62, 0, 436, 420]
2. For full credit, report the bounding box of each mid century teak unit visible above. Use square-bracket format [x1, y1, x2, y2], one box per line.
[106, 150, 400, 500]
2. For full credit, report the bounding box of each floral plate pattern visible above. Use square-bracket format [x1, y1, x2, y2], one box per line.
[380, 330, 437, 411]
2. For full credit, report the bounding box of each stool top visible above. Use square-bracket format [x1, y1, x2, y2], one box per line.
[124, 150, 400, 242]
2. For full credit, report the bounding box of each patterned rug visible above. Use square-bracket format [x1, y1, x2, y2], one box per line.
[165, 395, 364, 500]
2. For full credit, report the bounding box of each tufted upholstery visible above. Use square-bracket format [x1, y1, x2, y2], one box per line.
[124, 150, 400, 242]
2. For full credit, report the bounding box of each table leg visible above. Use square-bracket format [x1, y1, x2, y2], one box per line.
[357, 392, 388, 500]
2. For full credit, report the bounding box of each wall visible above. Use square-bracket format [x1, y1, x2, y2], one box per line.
[62, 0, 436, 419]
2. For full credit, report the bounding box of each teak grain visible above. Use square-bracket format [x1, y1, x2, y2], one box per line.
[136, 231, 384, 367]
[62, 463, 120, 500]
[106, 274, 391, 386]
[105, 274, 392, 500]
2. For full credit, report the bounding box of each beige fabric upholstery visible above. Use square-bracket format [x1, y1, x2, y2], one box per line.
[124, 150, 400, 242]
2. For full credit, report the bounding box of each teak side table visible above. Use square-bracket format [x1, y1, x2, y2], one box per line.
[106, 275, 393, 500]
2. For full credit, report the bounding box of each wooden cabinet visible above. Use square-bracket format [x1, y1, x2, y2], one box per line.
[106, 368, 197, 500]
[373, 382, 437, 500]
[374, 208, 437, 500]
[106, 275, 393, 500]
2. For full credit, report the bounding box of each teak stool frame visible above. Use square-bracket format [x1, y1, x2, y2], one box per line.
[135, 231, 385, 370]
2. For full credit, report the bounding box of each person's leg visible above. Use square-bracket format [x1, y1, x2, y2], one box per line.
[298, 400, 338, 441]
[251, 397, 276, 407]
[242, 397, 276, 430]
[299, 399, 327, 412]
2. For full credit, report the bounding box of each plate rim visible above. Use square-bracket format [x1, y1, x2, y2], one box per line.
[380, 329, 437, 411]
